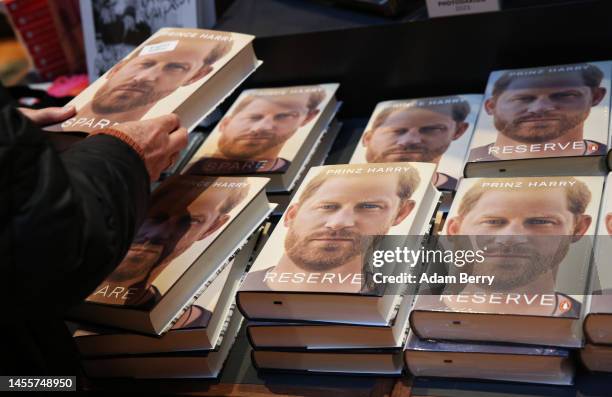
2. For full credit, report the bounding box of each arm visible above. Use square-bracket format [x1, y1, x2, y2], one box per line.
[0, 87, 150, 313]
[0, 100, 149, 316]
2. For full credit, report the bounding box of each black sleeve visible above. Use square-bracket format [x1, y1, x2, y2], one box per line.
[0, 86, 150, 314]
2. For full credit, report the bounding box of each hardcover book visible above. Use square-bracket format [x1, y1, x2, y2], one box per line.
[404, 331, 574, 385]
[82, 306, 243, 379]
[68, 235, 255, 356]
[237, 162, 440, 325]
[411, 175, 604, 347]
[581, 343, 612, 372]
[184, 84, 340, 192]
[584, 172, 612, 344]
[349, 95, 482, 191]
[251, 349, 404, 376]
[247, 291, 412, 350]
[465, 62, 611, 177]
[70, 174, 273, 335]
[47, 27, 259, 139]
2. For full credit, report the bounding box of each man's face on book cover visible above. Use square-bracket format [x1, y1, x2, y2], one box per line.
[216, 95, 316, 159]
[91, 39, 220, 116]
[446, 187, 591, 290]
[364, 107, 467, 163]
[282, 173, 414, 271]
[108, 185, 233, 283]
[485, 73, 605, 144]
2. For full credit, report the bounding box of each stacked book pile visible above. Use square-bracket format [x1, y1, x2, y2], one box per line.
[68, 173, 274, 379]
[237, 162, 441, 375]
[404, 61, 612, 385]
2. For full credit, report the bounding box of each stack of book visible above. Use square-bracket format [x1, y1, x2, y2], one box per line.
[406, 174, 603, 385]
[184, 84, 342, 214]
[237, 162, 441, 375]
[67, 173, 274, 379]
[582, 173, 612, 373]
[405, 61, 612, 386]
[405, 62, 611, 384]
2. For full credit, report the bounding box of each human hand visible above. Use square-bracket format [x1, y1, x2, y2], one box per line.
[18, 106, 76, 126]
[111, 114, 188, 181]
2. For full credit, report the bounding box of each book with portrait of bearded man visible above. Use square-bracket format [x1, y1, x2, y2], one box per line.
[349, 95, 482, 192]
[184, 84, 341, 192]
[69, 174, 274, 335]
[237, 162, 441, 325]
[411, 175, 605, 348]
[464, 62, 611, 178]
[44, 27, 260, 149]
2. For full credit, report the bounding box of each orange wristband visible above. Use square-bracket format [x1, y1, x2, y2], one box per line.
[90, 128, 146, 163]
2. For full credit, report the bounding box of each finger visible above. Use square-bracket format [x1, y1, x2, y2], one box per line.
[167, 127, 189, 154]
[27, 106, 76, 125]
[151, 113, 180, 133]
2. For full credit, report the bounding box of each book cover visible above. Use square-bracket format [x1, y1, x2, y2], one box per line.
[185, 84, 339, 176]
[49, 27, 255, 133]
[468, 62, 611, 163]
[86, 174, 268, 309]
[349, 95, 482, 191]
[74, 262, 231, 341]
[414, 175, 603, 319]
[239, 162, 437, 295]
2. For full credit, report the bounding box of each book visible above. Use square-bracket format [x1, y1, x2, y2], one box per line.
[81, 306, 243, 379]
[184, 84, 340, 192]
[404, 331, 574, 385]
[464, 62, 611, 177]
[251, 349, 403, 376]
[79, 0, 216, 81]
[349, 95, 482, 191]
[47, 27, 259, 137]
[69, 174, 273, 335]
[584, 172, 612, 345]
[411, 175, 604, 347]
[237, 162, 440, 325]
[247, 291, 412, 349]
[581, 343, 612, 372]
[68, 234, 256, 356]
